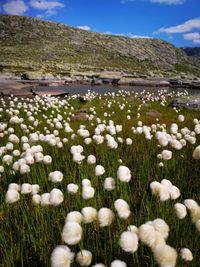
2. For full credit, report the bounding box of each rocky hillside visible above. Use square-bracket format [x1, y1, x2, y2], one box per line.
[181, 47, 200, 59]
[0, 14, 200, 79]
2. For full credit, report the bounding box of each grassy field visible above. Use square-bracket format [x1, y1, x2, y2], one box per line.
[0, 89, 200, 266]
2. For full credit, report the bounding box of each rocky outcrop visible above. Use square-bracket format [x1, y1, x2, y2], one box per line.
[171, 98, 200, 109]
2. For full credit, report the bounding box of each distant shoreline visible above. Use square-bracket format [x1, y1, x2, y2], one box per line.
[0, 77, 200, 98]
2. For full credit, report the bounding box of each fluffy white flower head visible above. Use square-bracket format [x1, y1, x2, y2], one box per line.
[76, 250, 92, 266]
[117, 165, 131, 182]
[6, 189, 20, 204]
[95, 165, 105, 176]
[48, 171, 63, 183]
[180, 248, 193, 261]
[98, 208, 114, 227]
[111, 260, 127, 267]
[62, 222, 82, 245]
[119, 231, 138, 253]
[50, 245, 74, 267]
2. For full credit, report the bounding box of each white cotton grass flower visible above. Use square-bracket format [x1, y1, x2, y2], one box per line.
[81, 207, 97, 223]
[2, 154, 13, 165]
[48, 171, 63, 183]
[158, 135, 169, 147]
[35, 152, 44, 162]
[150, 181, 161, 196]
[127, 225, 138, 235]
[151, 231, 166, 251]
[50, 245, 74, 267]
[154, 244, 177, 267]
[13, 149, 20, 157]
[70, 145, 83, 155]
[178, 114, 185, 122]
[41, 193, 51, 206]
[62, 222, 82, 245]
[73, 153, 85, 164]
[126, 138, 132, 145]
[95, 165, 105, 176]
[170, 140, 182, 150]
[138, 224, 156, 248]
[161, 179, 172, 189]
[169, 185, 181, 200]
[158, 162, 164, 167]
[19, 163, 30, 174]
[174, 203, 187, 219]
[8, 183, 21, 191]
[160, 183, 171, 201]
[50, 188, 64, 206]
[0, 166, 4, 173]
[98, 208, 114, 227]
[31, 184, 40, 194]
[66, 211, 83, 224]
[119, 231, 138, 253]
[184, 199, 199, 211]
[6, 189, 20, 203]
[111, 260, 127, 267]
[114, 199, 131, 219]
[87, 155, 96, 165]
[150, 180, 180, 201]
[43, 155, 52, 165]
[21, 183, 32, 194]
[104, 177, 115, 191]
[6, 142, 14, 152]
[180, 248, 193, 261]
[32, 194, 41, 205]
[67, 183, 79, 194]
[117, 165, 131, 183]
[161, 150, 172, 161]
[161, 181, 172, 200]
[76, 250, 92, 266]
[152, 218, 169, 240]
[192, 145, 200, 159]
[82, 179, 91, 187]
[82, 186, 95, 200]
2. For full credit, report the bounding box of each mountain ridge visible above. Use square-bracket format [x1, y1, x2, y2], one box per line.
[181, 47, 200, 59]
[0, 14, 200, 79]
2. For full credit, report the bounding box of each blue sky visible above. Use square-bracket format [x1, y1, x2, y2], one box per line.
[0, 0, 200, 47]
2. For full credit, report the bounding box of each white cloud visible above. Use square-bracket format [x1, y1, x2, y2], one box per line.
[3, 0, 28, 15]
[183, 32, 200, 40]
[157, 18, 200, 34]
[29, 0, 64, 17]
[150, 0, 185, 4]
[183, 32, 200, 44]
[29, 0, 64, 10]
[77, 25, 91, 31]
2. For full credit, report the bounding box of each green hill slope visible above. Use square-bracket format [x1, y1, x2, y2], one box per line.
[0, 14, 199, 78]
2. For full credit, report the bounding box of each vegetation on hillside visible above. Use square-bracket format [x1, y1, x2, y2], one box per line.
[0, 15, 200, 77]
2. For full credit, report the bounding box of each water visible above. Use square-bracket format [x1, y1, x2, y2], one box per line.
[35, 84, 200, 96]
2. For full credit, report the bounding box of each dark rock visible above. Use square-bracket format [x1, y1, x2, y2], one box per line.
[91, 78, 103, 85]
[171, 98, 200, 109]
